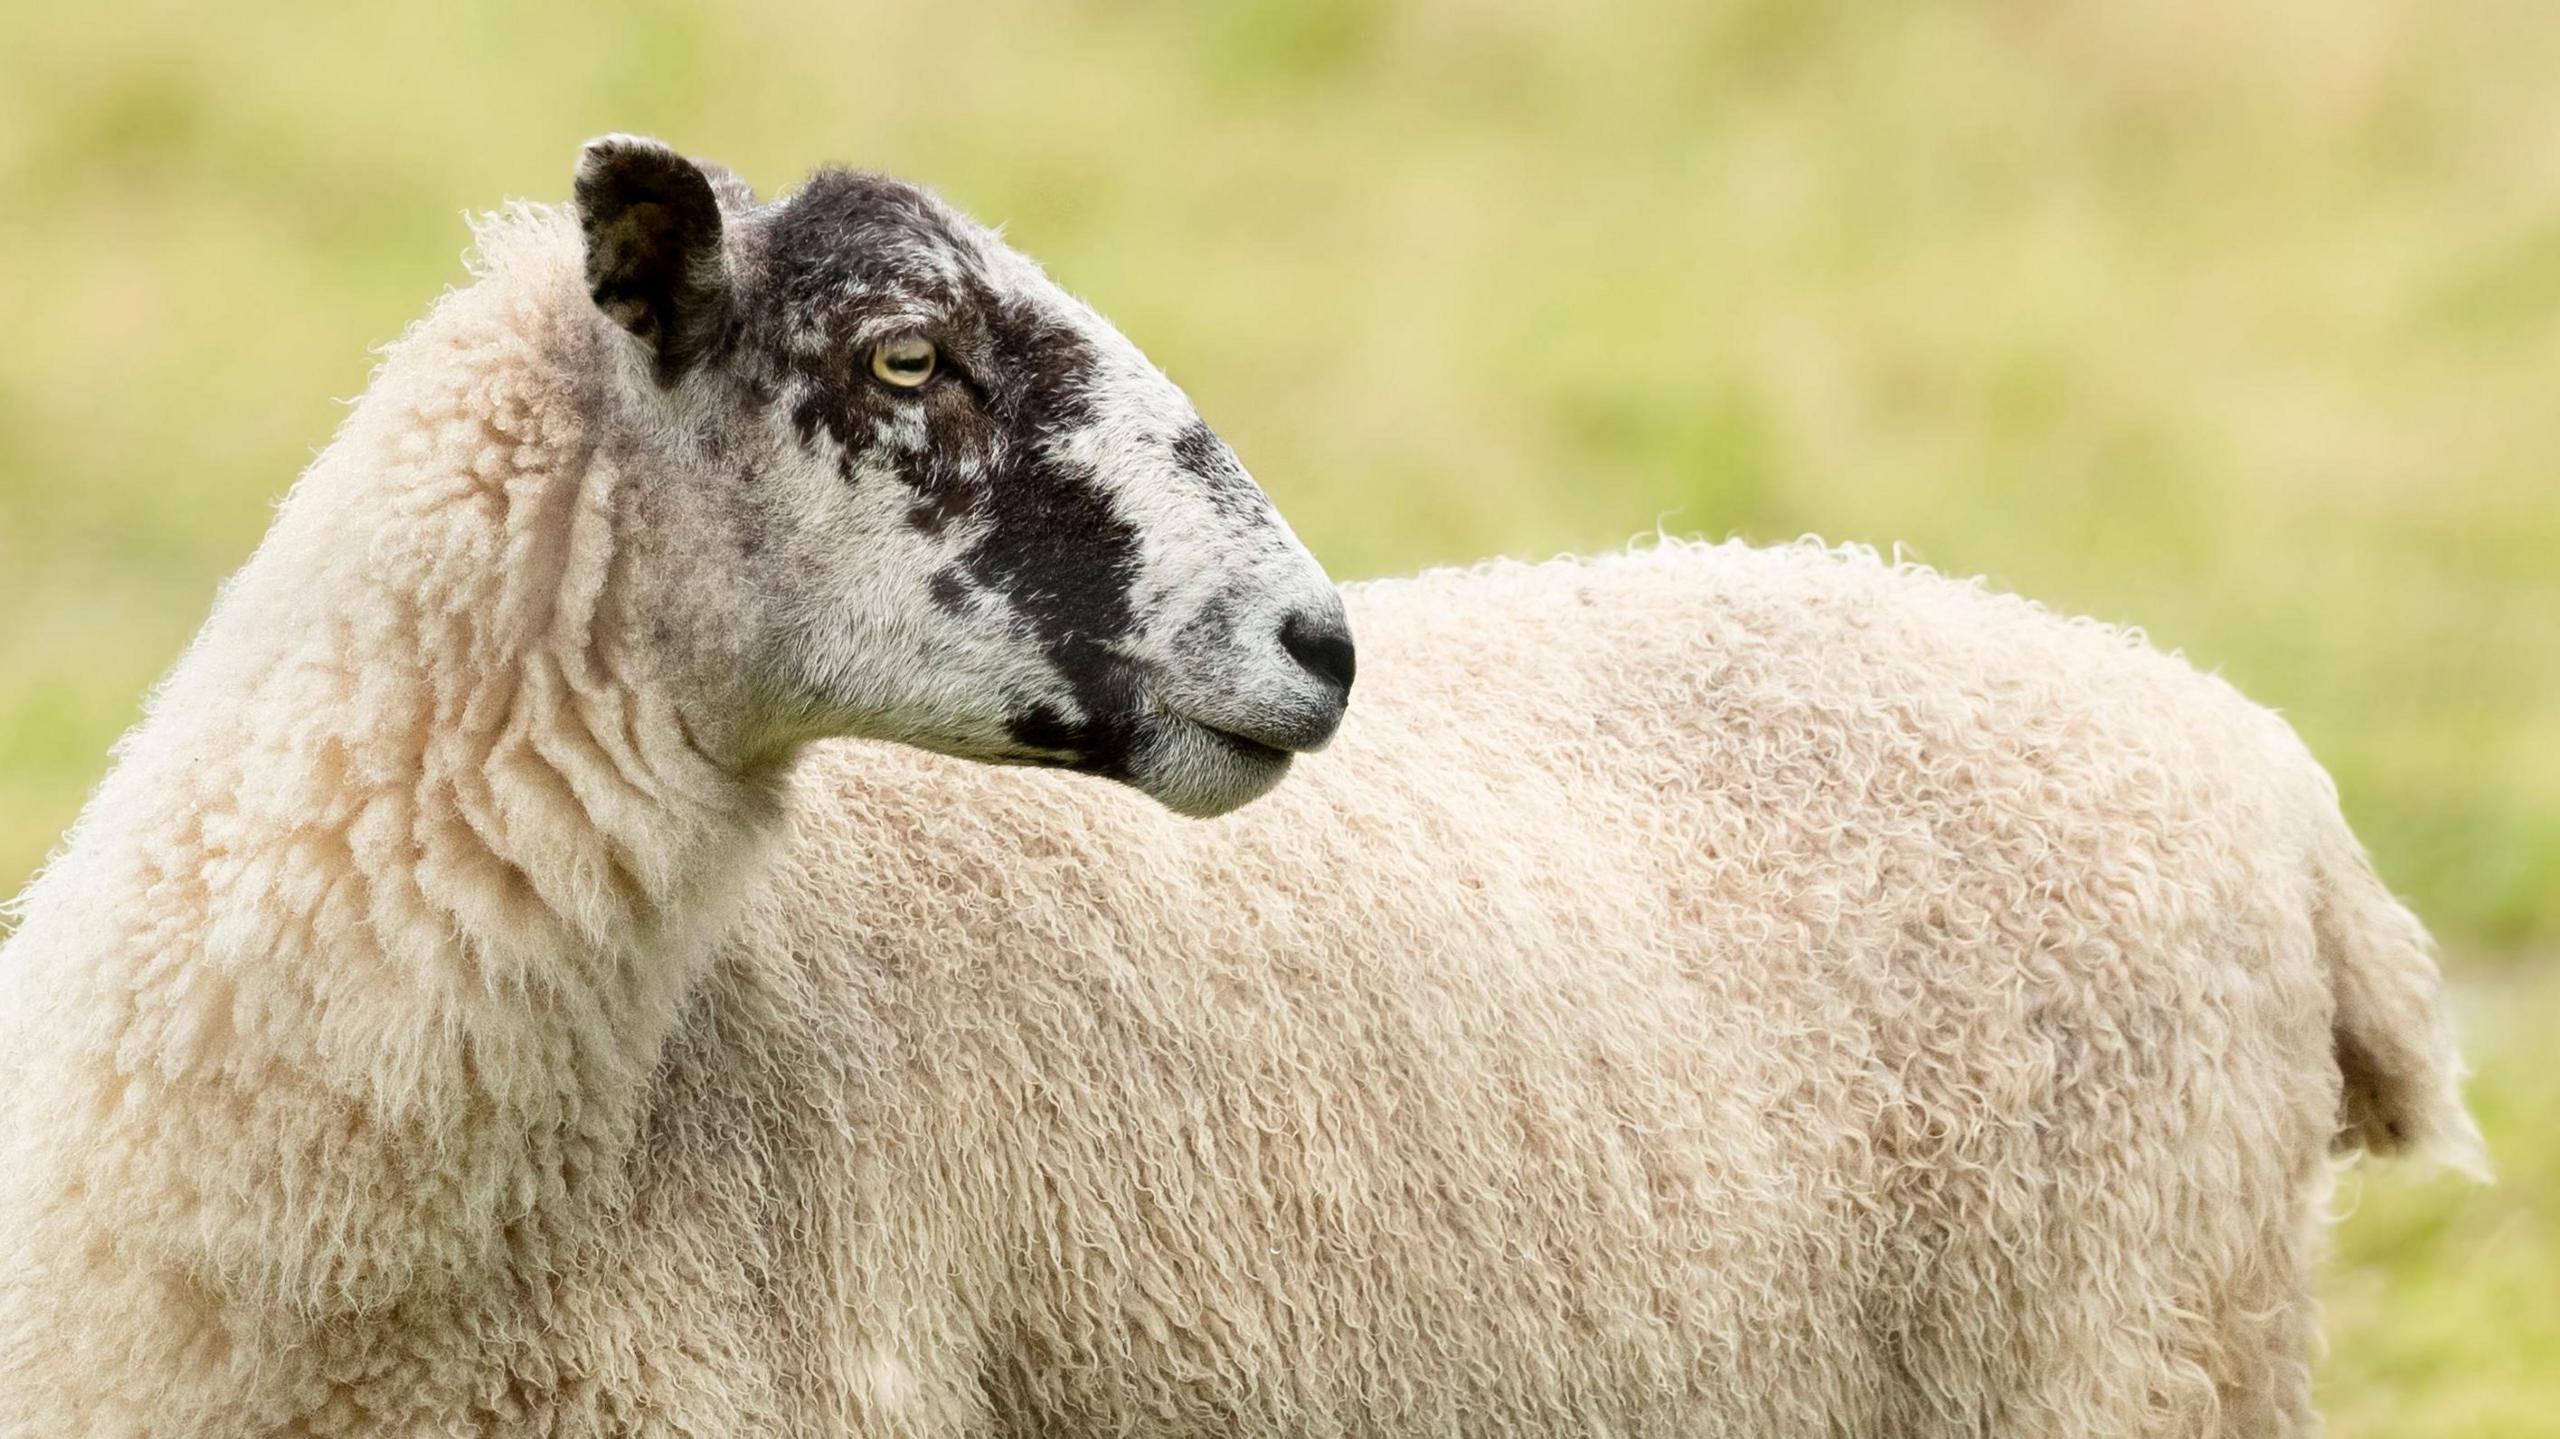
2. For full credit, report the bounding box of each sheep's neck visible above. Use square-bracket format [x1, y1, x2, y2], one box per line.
[5, 410, 776, 1315]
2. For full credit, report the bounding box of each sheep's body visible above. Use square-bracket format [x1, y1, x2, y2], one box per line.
[3, 537, 2474, 1435]
[661, 541, 2472, 1437]
[0, 194, 2472, 1433]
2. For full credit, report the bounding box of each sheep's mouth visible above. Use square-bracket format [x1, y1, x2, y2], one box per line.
[981, 674, 1314, 818]
[1152, 691, 1344, 758]
[1119, 710, 1298, 819]
[1195, 722, 1292, 765]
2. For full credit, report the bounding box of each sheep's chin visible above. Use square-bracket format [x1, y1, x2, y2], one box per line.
[1126, 718, 1296, 818]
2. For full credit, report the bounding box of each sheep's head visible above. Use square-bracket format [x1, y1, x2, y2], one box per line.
[572, 136, 1351, 817]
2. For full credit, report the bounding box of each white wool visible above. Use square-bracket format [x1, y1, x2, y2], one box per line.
[0, 207, 2475, 1437]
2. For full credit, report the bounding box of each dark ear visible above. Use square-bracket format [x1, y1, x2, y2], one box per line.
[574, 135, 732, 385]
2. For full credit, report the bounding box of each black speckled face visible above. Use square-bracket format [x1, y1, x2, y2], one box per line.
[577, 138, 1352, 816]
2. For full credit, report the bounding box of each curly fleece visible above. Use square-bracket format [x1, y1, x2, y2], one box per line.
[0, 206, 2478, 1436]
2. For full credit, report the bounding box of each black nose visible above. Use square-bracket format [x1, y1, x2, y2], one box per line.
[1279, 610, 1356, 698]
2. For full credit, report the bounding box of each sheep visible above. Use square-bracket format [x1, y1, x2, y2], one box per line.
[0, 138, 2475, 1438]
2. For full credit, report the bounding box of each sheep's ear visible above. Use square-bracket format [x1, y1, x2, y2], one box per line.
[575, 135, 731, 385]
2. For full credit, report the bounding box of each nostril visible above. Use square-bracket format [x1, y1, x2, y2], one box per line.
[1279, 610, 1357, 698]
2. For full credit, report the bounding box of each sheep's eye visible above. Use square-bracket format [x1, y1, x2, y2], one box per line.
[870, 335, 937, 389]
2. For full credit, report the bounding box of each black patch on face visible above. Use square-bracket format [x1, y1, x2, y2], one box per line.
[1167, 420, 1272, 521]
[1006, 703, 1080, 754]
[965, 455, 1145, 768]
[899, 445, 988, 540]
[764, 171, 978, 311]
[983, 298, 1101, 434]
[927, 567, 973, 616]
[1169, 589, 1241, 671]
[752, 168, 1153, 774]
[957, 300, 1152, 770]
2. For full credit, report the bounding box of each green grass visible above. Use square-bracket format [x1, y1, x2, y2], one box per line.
[2324, 972, 2560, 1437]
[2, 1, 2553, 1430]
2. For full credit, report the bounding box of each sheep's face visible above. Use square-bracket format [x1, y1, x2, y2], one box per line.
[575, 137, 1351, 817]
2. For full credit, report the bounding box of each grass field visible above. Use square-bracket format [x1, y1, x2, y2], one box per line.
[2, 1, 2553, 1431]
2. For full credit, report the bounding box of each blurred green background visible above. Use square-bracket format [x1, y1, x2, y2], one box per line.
[1, 0, 2551, 1430]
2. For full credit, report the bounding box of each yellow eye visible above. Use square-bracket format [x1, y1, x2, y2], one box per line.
[870, 335, 938, 388]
